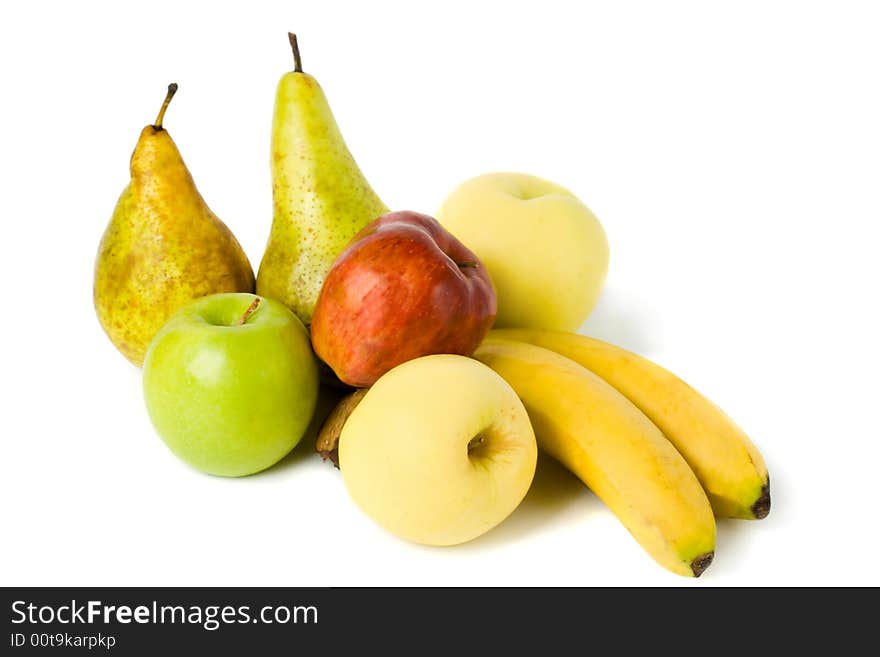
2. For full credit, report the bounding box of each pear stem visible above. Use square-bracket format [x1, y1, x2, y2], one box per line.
[237, 297, 262, 326]
[289, 32, 303, 72]
[154, 83, 178, 129]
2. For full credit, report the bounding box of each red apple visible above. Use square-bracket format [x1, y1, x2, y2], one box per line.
[311, 211, 497, 387]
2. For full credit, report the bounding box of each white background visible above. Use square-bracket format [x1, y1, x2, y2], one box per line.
[2, 0, 878, 586]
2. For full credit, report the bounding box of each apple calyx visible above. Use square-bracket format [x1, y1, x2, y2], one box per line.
[153, 83, 178, 130]
[288, 32, 302, 73]
[315, 389, 368, 467]
[237, 297, 262, 325]
[467, 432, 493, 460]
[467, 433, 487, 452]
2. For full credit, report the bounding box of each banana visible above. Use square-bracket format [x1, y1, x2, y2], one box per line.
[473, 338, 716, 577]
[491, 328, 770, 520]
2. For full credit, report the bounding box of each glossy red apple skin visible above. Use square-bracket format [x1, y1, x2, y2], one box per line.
[311, 211, 497, 387]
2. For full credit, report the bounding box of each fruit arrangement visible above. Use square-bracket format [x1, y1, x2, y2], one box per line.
[93, 34, 770, 578]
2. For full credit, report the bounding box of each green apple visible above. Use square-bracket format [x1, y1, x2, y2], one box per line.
[143, 293, 319, 477]
[339, 354, 537, 546]
[438, 173, 609, 331]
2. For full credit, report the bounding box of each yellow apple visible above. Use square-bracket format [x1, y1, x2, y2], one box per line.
[438, 173, 609, 331]
[339, 354, 537, 546]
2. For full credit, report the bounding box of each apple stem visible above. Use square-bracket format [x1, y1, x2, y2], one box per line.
[289, 32, 303, 73]
[237, 297, 262, 326]
[456, 261, 478, 269]
[154, 83, 178, 129]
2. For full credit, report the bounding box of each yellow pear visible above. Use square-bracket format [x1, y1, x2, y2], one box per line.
[94, 84, 255, 366]
[257, 34, 388, 325]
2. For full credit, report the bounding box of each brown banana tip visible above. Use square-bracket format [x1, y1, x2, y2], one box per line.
[751, 479, 771, 519]
[691, 552, 714, 577]
[318, 447, 340, 469]
[314, 389, 368, 469]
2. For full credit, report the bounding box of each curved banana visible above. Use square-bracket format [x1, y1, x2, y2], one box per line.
[491, 328, 770, 520]
[474, 338, 716, 577]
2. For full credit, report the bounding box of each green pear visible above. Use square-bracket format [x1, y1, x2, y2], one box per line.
[257, 33, 389, 325]
[94, 84, 255, 366]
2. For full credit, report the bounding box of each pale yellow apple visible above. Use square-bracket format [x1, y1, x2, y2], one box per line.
[339, 354, 537, 546]
[438, 173, 609, 331]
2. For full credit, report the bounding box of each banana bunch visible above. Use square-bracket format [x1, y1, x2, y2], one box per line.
[473, 329, 770, 577]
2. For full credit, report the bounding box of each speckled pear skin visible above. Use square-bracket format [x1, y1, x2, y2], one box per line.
[94, 117, 255, 367]
[257, 57, 388, 326]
